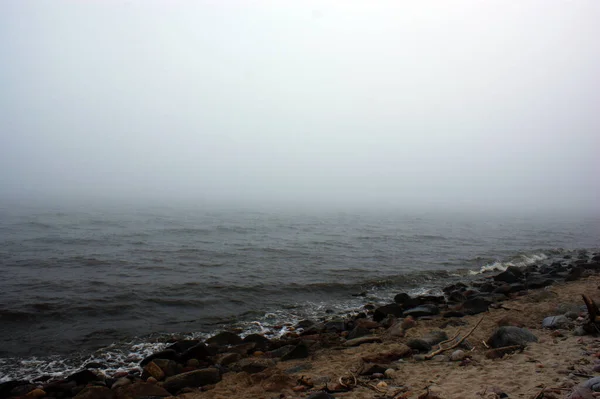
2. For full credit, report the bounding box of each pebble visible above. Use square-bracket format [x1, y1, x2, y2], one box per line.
[372, 373, 384, 379]
[253, 351, 265, 357]
[146, 377, 158, 384]
[376, 381, 388, 388]
[111, 377, 131, 390]
[384, 368, 397, 379]
[186, 358, 200, 367]
[450, 350, 466, 361]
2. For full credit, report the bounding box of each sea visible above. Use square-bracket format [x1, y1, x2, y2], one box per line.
[0, 200, 598, 382]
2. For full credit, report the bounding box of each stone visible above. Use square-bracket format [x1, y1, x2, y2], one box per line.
[295, 320, 315, 329]
[384, 368, 397, 378]
[450, 350, 466, 361]
[143, 361, 164, 381]
[8, 384, 37, 397]
[306, 392, 335, 399]
[361, 344, 412, 363]
[232, 358, 276, 373]
[323, 320, 345, 333]
[113, 381, 170, 399]
[406, 339, 432, 352]
[242, 334, 271, 350]
[461, 297, 491, 315]
[403, 304, 439, 318]
[67, 369, 102, 385]
[344, 336, 382, 346]
[347, 326, 371, 340]
[73, 386, 114, 399]
[394, 293, 411, 304]
[281, 343, 309, 361]
[110, 378, 131, 390]
[542, 315, 572, 329]
[422, 330, 448, 346]
[494, 270, 519, 284]
[359, 364, 388, 375]
[165, 339, 200, 353]
[152, 358, 179, 377]
[215, 352, 242, 366]
[269, 345, 295, 358]
[140, 349, 179, 366]
[373, 303, 404, 322]
[179, 343, 212, 362]
[486, 326, 538, 348]
[162, 369, 221, 394]
[205, 331, 242, 346]
[26, 389, 46, 397]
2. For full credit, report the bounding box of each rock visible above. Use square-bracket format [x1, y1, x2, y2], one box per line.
[359, 364, 388, 375]
[152, 358, 180, 377]
[486, 326, 538, 348]
[110, 378, 131, 390]
[373, 303, 404, 322]
[344, 336, 382, 347]
[269, 345, 295, 358]
[574, 326, 588, 336]
[179, 343, 211, 362]
[306, 392, 334, 399]
[384, 368, 397, 378]
[347, 326, 371, 340]
[73, 386, 114, 399]
[215, 352, 242, 366]
[361, 344, 412, 363]
[580, 377, 600, 391]
[242, 334, 271, 350]
[26, 389, 46, 397]
[422, 330, 448, 346]
[403, 304, 440, 318]
[281, 343, 309, 361]
[140, 349, 179, 366]
[232, 358, 276, 373]
[227, 342, 257, 355]
[295, 320, 315, 329]
[143, 361, 164, 381]
[406, 339, 432, 352]
[542, 315, 572, 329]
[146, 377, 157, 384]
[450, 350, 466, 361]
[394, 293, 411, 304]
[84, 362, 107, 369]
[205, 331, 242, 346]
[67, 369, 102, 385]
[494, 270, 520, 284]
[8, 384, 37, 397]
[165, 339, 201, 353]
[162, 369, 221, 394]
[186, 358, 200, 367]
[460, 297, 491, 315]
[1, 381, 30, 399]
[113, 381, 170, 399]
[323, 320, 345, 333]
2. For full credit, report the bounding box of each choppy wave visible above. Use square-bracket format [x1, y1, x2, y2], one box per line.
[470, 252, 552, 274]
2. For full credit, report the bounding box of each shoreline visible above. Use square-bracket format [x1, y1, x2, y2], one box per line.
[2, 250, 600, 398]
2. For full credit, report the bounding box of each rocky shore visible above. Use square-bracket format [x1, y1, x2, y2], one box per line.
[3, 250, 600, 399]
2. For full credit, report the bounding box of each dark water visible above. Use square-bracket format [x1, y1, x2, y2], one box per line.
[0, 202, 598, 381]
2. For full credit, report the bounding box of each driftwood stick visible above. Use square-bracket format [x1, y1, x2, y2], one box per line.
[425, 316, 484, 360]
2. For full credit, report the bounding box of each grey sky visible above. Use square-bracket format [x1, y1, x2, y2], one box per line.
[1, 1, 598, 211]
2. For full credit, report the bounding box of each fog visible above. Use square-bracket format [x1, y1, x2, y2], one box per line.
[1, 1, 599, 212]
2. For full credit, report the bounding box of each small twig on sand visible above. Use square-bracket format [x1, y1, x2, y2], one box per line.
[425, 316, 484, 359]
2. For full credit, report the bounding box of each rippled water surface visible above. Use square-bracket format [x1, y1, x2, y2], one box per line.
[0, 202, 598, 381]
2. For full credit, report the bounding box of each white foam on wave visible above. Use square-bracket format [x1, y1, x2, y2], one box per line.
[469, 253, 548, 275]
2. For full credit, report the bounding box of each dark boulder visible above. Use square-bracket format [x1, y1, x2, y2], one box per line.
[373, 303, 403, 322]
[162, 368, 221, 394]
[140, 349, 179, 366]
[486, 326, 538, 348]
[205, 331, 242, 346]
[165, 340, 200, 353]
[527, 278, 555, 289]
[542, 315, 572, 329]
[73, 386, 114, 399]
[494, 270, 519, 284]
[231, 358, 275, 374]
[403, 304, 440, 318]
[242, 334, 271, 350]
[306, 392, 335, 399]
[347, 326, 371, 340]
[113, 381, 170, 399]
[1, 381, 31, 398]
[67, 369, 102, 385]
[393, 292, 411, 304]
[323, 320, 346, 333]
[295, 320, 315, 329]
[566, 266, 585, 281]
[281, 343, 309, 361]
[179, 343, 211, 363]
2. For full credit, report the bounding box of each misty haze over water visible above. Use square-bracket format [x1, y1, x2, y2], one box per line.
[0, 0, 599, 383]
